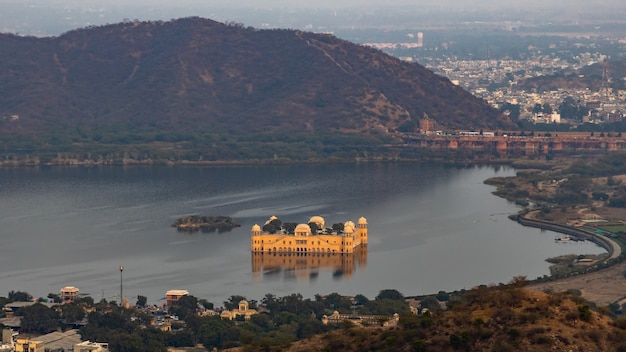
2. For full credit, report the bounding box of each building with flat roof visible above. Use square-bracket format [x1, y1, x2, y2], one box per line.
[37, 330, 82, 352]
[2, 302, 56, 317]
[165, 290, 189, 306]
[420, 117, 435, 133]
[15, 338, 43, 352]
[59, 286, 79, 301]
[74, 341, 109, 352]
[0, 329, 15, 352]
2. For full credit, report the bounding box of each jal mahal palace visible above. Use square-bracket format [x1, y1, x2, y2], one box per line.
[250, 215, 368, 254]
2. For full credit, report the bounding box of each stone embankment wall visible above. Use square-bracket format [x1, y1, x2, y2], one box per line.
[517, 215, 613, 257]
[405, 134, 626, 153]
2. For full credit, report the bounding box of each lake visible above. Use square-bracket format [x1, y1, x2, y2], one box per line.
[0, 163, 604, 305]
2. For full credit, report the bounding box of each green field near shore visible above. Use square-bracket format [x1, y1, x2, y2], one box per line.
[597, 225, 626, 233]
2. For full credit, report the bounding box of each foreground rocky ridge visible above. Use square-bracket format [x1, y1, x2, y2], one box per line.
[6, 284, 626, 352]
[228, 286, 626, 352]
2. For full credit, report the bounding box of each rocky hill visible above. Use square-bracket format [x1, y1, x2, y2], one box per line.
[0, 17, 513, 161]
[261, 286, 626, 352]
[517, 59, 626, 92]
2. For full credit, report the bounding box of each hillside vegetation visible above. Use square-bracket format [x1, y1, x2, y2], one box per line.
[0, 17, 513, 162]
[7, 283, 625, 352]
[239, 283, 626, 352]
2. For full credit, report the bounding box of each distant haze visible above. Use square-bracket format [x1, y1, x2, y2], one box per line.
[6, 0, 626, 9]
[1, 0, 626, 37]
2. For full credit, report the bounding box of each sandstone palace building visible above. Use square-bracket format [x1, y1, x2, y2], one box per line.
[251, 216, 368, 254]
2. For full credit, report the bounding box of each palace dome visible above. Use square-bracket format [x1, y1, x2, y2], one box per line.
[308, 216, 325, 228]
[295, 223, 312, 235]
[344, 221, 355, 229]
[358, 217, 367, 225]
[344, 225, 354, 234]
[251, 224, 261, 232]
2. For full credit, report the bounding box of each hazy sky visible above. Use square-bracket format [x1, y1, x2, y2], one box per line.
[2, 0, 625, 36]
[11, 0, 626, 9]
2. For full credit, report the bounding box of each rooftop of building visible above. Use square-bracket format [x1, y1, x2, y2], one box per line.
[37, 329, 82, 351]
[165, 290, 189, 296]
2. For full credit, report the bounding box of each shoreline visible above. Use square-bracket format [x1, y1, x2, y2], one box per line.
[512, 209, 626, 306]
[480, 154, 626, 305]
[0, 158, 596, 170]
[517, 210, 620, 261]
[518, 215, 626, 306]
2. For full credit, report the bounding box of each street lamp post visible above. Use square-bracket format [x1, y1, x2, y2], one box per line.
[119, 265, 124, 307]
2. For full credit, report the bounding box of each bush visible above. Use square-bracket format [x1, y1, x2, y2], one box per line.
[412, 340, 427, 352]
[592, 192, 609, 201]
[609, 198, 626, 208]
[376, 289, 404, 301]
[436, 291, 450, 302]
[566, 289, 582, 297]
[579, 304, 592, 322]
[517, 313, 538, 324]
[615, 317, 626, 329]
[531, 334, 552, 345]
[587, 329, 602, 343]
[492, 341, 515, 352]
[506, 328, 520, 340]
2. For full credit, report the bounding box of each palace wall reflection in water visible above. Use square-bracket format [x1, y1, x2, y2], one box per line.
[252, 245, 368, 281]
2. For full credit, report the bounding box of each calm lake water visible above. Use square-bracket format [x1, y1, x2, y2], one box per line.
[0, 164, 604, 305]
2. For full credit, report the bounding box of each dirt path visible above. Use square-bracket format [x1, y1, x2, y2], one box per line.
[528, 259, 626, 306]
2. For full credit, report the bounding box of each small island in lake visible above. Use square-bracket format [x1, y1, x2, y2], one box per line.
[173, 215, 241, 232]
